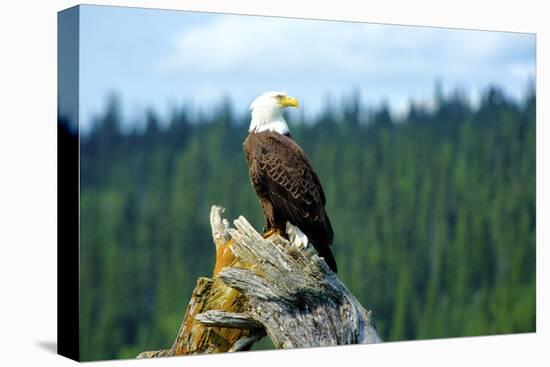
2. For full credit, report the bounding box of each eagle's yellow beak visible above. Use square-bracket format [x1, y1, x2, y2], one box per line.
[278, 95, 299, 108]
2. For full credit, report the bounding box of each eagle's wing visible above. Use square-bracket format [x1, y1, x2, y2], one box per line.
[252, 132, 337, 272]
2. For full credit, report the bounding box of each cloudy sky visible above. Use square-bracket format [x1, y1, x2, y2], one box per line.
[79, 4, 535, 131]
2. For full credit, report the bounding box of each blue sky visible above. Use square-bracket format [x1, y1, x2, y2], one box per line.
[79, 5, 535, 132]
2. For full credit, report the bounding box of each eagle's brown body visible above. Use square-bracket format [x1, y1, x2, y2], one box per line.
[243, 131, 337, 272]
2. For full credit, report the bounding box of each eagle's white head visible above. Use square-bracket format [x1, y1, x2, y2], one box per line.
[249, 91, 299, 135]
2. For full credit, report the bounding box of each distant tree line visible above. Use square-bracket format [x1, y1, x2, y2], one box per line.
[77, 85, 535, 360]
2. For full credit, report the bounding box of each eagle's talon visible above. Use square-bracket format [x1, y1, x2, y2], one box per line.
[262, 228, 277, 239]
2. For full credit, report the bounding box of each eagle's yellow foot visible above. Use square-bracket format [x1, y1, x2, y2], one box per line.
[262, 228, 278, 239]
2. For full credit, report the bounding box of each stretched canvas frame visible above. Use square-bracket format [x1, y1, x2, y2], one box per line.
[58, 4, 536, 362]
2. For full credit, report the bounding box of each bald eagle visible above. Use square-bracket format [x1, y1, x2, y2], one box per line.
[243, 91, 337, 272]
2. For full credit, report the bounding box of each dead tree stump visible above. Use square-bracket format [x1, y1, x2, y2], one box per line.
[137, 205, 381, 358]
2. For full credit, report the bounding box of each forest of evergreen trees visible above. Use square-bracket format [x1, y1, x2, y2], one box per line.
[78, 86, 535, 360]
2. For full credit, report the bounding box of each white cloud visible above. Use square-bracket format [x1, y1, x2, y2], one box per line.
[158, 16, 375, 76]
[154, 15, 535, 115]
[508, 61, 536, 80]
[162, 17, 532, 74]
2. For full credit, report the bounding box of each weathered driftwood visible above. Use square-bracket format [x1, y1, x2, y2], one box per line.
[138, 205, 380, 358]
[137, 207, 265, 358]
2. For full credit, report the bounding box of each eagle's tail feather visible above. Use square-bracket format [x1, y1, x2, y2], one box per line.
[313, 242, 338, 273]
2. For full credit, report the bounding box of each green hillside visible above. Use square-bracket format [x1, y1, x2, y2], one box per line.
[78, 86, 535, 360]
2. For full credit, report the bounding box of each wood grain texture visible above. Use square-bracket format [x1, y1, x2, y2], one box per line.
[138, 205, 380, 358]
[137, 206, 264, 358]
[214, 212, 381, 348]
